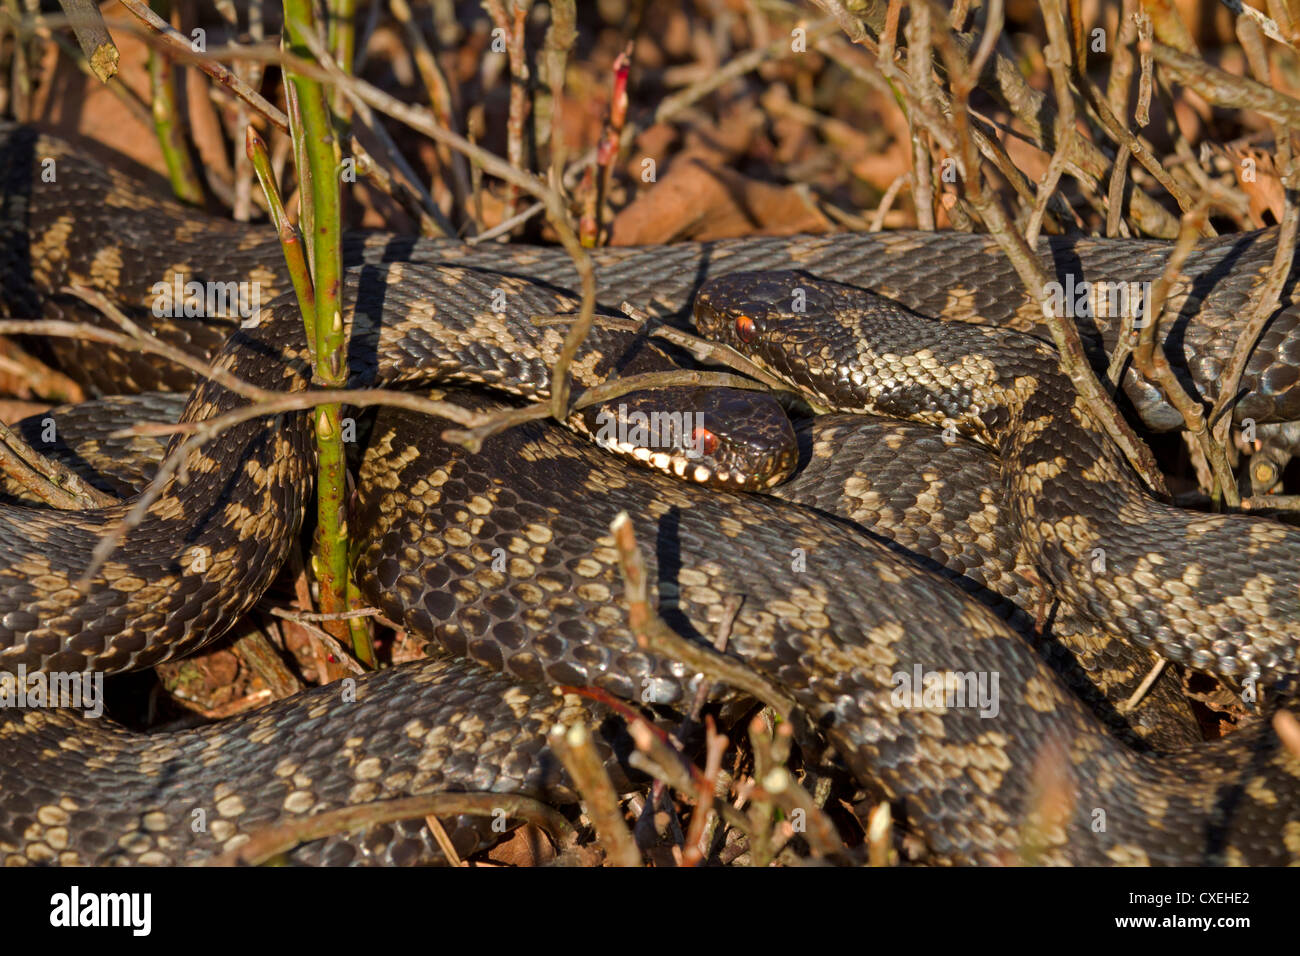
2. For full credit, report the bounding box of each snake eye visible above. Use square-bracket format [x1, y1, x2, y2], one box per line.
[735, 314, 757, 344]
[692, 427, 719, 457]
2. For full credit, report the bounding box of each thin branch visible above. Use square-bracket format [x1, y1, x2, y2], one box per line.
[0, 313, 276, 403]
[115, 0, 288, 130]
[609, 512, 795, 718]
[0, 420, 118, 509]
[809, 0, 1183, 236]
[56, 0, 117, 80]
[206, 792, 576, 865]
[1130, 205, 1237, 502]
[1024, 6, 1075, 246]
[548, 720, 640, 866]
[1146, 39, 1300, 129]
[1217, 0, 1299, 48]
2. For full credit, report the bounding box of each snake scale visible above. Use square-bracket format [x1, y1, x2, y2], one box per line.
[696, 274, 1300, 682]
[5, 122, 1300, 437]
[1, 123, 1299, 865]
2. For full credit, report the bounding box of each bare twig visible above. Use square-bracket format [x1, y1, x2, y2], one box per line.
[115, 0, 288, 130]
[55, 0, 117, 80]
[1104, 145, 1132, 240]
[0, 419, 117, 509]
[1208, 142, 1300, 508]
[904, 2, 936, 230]
[1, 312, 274, 403]
[609, 512, 795, 717]
[1119, 658, 1167, 713]
[1024, 1, 1076, 246]
[231, 628, 304, 699]
[466, 200, 545, 244]
[261, 611, 366, 676]
[627, 722, 749, 828]
[483, 0, 531, 220]
[542, 0, 576, 184]
[1218, 0, 1299, 49]
[680, 721, 730, 866]
[1146, 40, 1300, 129]
[580, 44, 631, 245]
[0, 11, 148, 125]
[388, 0, 469, 218]
[819, 28, 1067, 228]
[907, 1, 1171, 493]
[1131, 206, 1237, 501]
[269, 606, 381, 624]
[809, 0, 1183, 235]
[206, 792, 575, 865]
[866, 802, 893, 866]
[1134, 12, 1154, 126]
[870, 174, 909, 231]
[750, 722, 843, 858]
[548, 720, 640, 866]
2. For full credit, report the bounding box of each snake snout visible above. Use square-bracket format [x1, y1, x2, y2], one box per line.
[694, 271, 828, 350]
[580, 386, 797, 490]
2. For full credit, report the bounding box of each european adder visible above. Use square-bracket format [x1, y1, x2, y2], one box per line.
[0, 125, 1298, 864]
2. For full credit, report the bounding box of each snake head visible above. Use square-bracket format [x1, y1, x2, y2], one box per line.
[693, 271, 909, 414]
[580, 386, 798, 490]
[693, 270, 829, 345]
[691, 270, 853, 388]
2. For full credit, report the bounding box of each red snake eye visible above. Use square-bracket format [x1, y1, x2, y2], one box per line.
[735, 314, 757, 343]
[692, 427, 719, 457]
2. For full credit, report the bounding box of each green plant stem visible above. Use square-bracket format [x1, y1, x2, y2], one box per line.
[283, 0, 369, 666]
[245, 126, 317, 359]
[327, 0, 356, 114]
[147, 0, 202, 203]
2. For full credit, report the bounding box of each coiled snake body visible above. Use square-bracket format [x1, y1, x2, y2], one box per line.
[6, 122, 1300, 437]
[696, 274, 1300, 683]
[1, 125, 1299, 865]
[352, 395, 1300, 865]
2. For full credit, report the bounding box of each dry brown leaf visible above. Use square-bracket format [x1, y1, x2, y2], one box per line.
[484, 824, 557, 866]
[610, 159, 830, 243]
[1222, 141, 1286, 226]
[0, 400, 52, 425]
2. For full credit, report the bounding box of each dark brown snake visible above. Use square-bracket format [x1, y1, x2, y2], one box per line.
[6, 122, 1300, 438]
[696, 274, 1300, 683]
[1, 123, 1299, 865]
